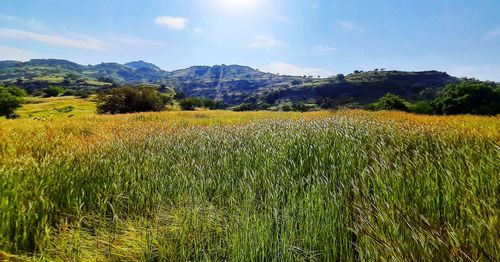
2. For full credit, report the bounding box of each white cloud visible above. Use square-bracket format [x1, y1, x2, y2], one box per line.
[250, 34, 284, 49]
[0, 45, 44, 61]
[154, 16, 188, 30]
[0, 28, 107, 50]
[483, 27, 500, 40]
[263, 62, 333, 77]
[313, 44, 337, 54]
[110, 36, 167, 47]
[338, 21, 365, 32]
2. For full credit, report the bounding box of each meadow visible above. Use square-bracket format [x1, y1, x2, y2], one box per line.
[0, 104, 499, 261]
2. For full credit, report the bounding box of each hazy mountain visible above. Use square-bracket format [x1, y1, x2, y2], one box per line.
[125, 61, 162, 71]
[0, 59, 460, 105]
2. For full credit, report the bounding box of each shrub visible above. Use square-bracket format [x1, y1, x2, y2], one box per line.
[63, 89, 77, 96]
[368, 93, 409, 112]
[75, 90, 91, 99]
[179, 98, 204, 111]
[97, 86, 165, 114]
[44, 86, 66, 97]
[431, 81, 500, 115]
[410, 101, 434, 115]
[231, 103, 256, 111]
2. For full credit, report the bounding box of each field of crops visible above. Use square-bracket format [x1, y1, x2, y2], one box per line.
[0, 110, 499, 261]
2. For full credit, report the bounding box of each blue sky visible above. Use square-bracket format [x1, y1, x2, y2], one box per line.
[0, 0, 499, 80]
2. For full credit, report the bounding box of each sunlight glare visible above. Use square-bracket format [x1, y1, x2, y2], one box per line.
[211, 0, 265, 14]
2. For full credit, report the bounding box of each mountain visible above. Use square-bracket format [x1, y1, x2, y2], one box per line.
[0, 59, 460, 106]
[125, 61, 162, 71]
[164, 65, 299, 104]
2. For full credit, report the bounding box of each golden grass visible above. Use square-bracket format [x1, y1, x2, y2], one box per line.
[0, 107, 499, 261]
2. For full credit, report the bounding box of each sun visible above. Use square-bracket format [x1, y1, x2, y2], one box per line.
[211, 0, 264, 14]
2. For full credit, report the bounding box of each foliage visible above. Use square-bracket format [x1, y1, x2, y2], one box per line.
[368, 93, 409, 112]
[410, 101, 434, 115]
[292, 102, 317, 112]
[43, 86, 66, 97]
[431, 81, 500, 115]
[75, 89, 91, 98]
[179, 97, 204, 110]
[97, 86, 165, 114]
[63, 89, 77, 96]
[0, 86, 23, 117]
[231, 102, 256, 111]
[2, 85, 27, 97]
[0, 111, 498, 260]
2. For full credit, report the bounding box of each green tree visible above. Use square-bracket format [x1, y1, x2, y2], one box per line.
[431, 81, 500, 115]
[0, 86, 23, 118]
[44, 86, 66, 97]
[179, 97, 204, 110]
[97, 86, 165, 114]
[368, 93, 409, 112]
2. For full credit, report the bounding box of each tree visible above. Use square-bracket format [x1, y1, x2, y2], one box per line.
[0, 86, 24, 118]
[368, 93, 409, 112]
[431, 81, 500, 115]
[179, 97, 203, 110]
[97, 76, 115, 84]
[44, 86, 66, 97]
[97, 86, 165, 114]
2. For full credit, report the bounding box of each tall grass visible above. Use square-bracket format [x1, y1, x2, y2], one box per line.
[0, 110, 499, 261]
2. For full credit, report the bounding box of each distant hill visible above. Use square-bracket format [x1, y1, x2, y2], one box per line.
[0, 59, 461, 106]
[164, 65, 299, 104]
[251, 70, 459, 107]
[125, 61, 162, 71]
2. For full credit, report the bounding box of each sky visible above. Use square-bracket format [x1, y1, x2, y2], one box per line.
[0, 0, 499, 81]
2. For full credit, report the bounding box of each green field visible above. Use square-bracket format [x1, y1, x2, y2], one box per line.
[0, 99, 499, 261]
[15, 96, 97, 119]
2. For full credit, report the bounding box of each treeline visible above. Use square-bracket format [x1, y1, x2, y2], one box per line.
[2, 80, 499, 118]
[367, 81, 500, 115]
[96, 86, 227, 114]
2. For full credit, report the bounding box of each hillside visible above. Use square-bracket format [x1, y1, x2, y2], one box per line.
[0, 59, 459, 105]
[252, 70, 459, 107]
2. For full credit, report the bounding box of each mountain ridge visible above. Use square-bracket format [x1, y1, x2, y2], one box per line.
[0, 59, 461, 106]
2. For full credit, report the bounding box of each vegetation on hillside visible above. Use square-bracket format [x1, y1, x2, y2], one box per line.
[0, 110, 498, 260]
[432, 81, 500, 115]
[1, 59, 464, 108]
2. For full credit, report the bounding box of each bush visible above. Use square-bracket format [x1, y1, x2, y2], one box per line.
[75, 90, 91, 99]
[179, 98, 204, 110]
[431, 81, 500, 115]
[410, 101, 434, 115]
[231, 103, 256, 111]
[0, 86, 23, 117]
[3, 86, 27, 97]
[368, 93, 409, 112]
[44, 86, 66, 97]
[63, 89, 77, 96]
[97, 86, 166, 114]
